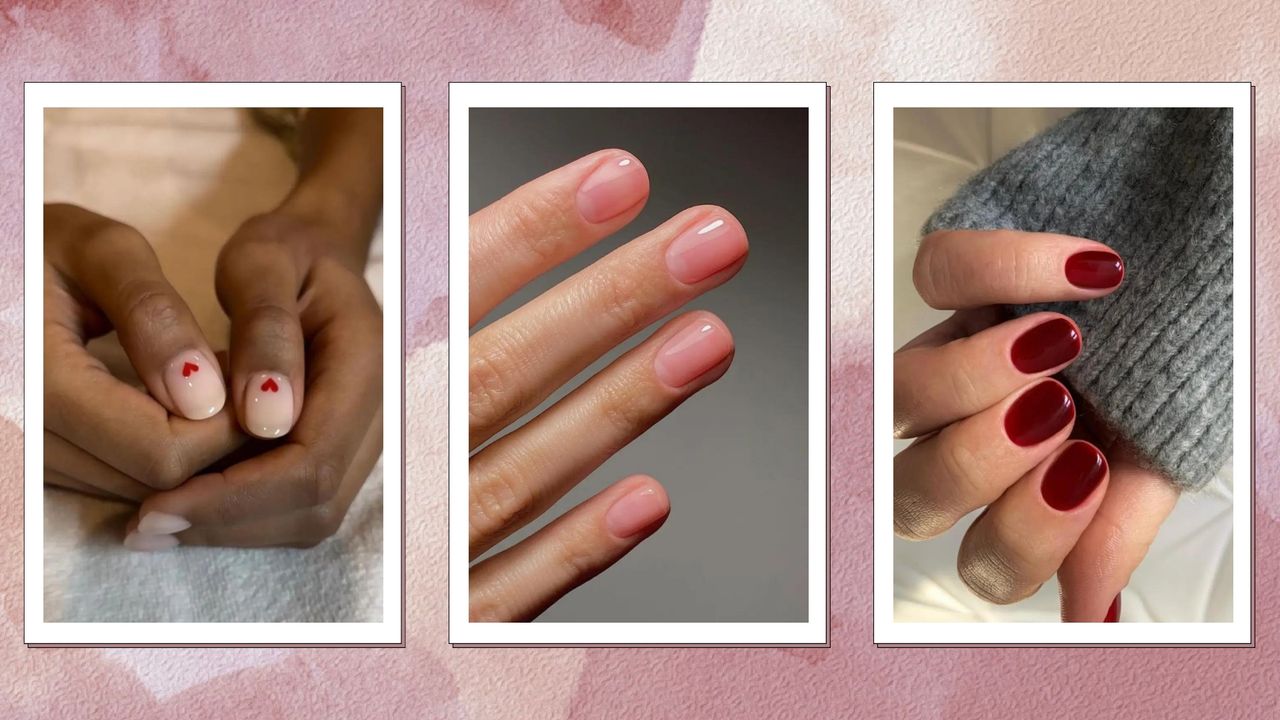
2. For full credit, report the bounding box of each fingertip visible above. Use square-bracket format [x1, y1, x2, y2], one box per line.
[575, 150, 650, 225]
[604, 475, 671, 540]
[653, 312, 735, 389]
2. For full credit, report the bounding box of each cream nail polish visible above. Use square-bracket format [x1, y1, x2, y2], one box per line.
[245, 372, 294, 438]
[136, 512, 191, 535]
[124, 531, 179, 552]
[163, 350, 225, 420]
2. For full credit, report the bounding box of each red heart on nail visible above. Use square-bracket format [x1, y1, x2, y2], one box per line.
[261, 378, 279, 393]
[182, 362, 198, 377]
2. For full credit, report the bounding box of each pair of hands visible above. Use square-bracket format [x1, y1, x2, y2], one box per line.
[44, 199, 383, 549]
[468, 149, 748, 621]
[895, 229, 1180, 622]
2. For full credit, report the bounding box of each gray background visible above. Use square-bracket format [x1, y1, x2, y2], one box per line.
[470, 107, 809, 622]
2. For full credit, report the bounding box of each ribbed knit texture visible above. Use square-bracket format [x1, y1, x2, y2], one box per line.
[923, 109, 1233, 491]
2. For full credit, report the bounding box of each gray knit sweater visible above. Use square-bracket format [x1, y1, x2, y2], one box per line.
[923, 108, 1233, 491]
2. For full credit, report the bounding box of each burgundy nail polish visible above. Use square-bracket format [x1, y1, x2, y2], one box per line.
[1104, 594, 1121, 623]
[1011, 318, 1082, 374]
[1065, 251, 1124, 289]
[1004, 380, 1074, 447]
[1041, 441, 1107, 510]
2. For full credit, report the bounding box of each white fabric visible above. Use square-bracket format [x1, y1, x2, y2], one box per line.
[42, 108, 383, 622]
[893, 108, 1233, 622]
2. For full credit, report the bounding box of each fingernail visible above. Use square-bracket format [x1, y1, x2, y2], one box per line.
[576, 153, 648, 224]
[124, 531, 179, 552]
[1104, 593, 1121, 622]
[1004, 380, 1074, 446]
[1041, 441, 1107, 510]
[164, 350, 225, 420]
[1011, 318, 1081, 374]
[136, 512, 191, 535]
[665, 215, 749, 284]
[245, 372, 294, 438]
[653, 318, 734, 388]
[1065, 250, 1124, 289]
[604, 484, 670, 539]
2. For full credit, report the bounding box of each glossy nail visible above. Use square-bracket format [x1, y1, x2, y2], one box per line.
[653, 319, 734, 388]
[1011, 318, 1081, 374]
[1004, 380, 1074, 447]
[1104, 594, 1121, 623]
[1041, 442, 1107, 511]
[604, 484, 670, 539]
[136, 512, 191, 535]
[665, 215, 748, 284]
[245, 372, 294, 438]
[576, 154, 648, 224]
[1065, 250, 1124, 289]
[163, 350, 225, 420]
[124, 531, 179, 552]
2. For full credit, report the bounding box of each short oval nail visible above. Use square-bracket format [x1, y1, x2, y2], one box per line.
[245, 372, 295, 438]
[1065, 250, 1124, 289]
[1004, 380, 1074, 446]
[124, 531, 179, 552]
[1041, 441, 1107, 511]
[1104, 593, 1121, 622]
[163, 350, 225, 420]
[665, 215, 748, 284]
[1011, 318, 1081, 374]
[604, 484, 670, 539]
[575, 154, 648, 224]
[653, 319, 734, 388]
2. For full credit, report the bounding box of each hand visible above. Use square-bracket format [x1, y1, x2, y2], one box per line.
[468, 150, 749, 621]
[43, 203, 244, 506]
[894, 229, 1179, 622]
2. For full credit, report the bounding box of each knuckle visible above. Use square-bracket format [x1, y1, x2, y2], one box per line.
[936, 435, 986, 506]
[299, 455, 344, 507]
[912, 233, 951, 308]
[119, 281, 184, 335]
[499, 195, 570, 264]
[298, 504, 346, 546]
[138, 443, 188, 490]
[469, 457, 535, 543]
[468, 342, 521, 434]
[591, 268, 646, 335]
[245, 303, 301, 346]
[596, 374, 655, 442]
[548, 521, 600, 581]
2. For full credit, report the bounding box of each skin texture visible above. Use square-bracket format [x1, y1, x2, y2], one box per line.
[895, 229, 1177, 622]
[45, 108, 386, 549]
[468, 150, 747, 621]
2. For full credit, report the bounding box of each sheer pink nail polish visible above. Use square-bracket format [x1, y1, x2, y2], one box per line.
[604, 484, 670, 539]
[576, 154, 648, 224]
[163, 350, 225, 420]
[245, 372, 294, 438]
[653, 318, 734, 388]
[137, 512, 191, 535]
[665, 215, 748, 284]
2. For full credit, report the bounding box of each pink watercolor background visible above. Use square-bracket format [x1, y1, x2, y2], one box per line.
[2, 1, 1277, 717]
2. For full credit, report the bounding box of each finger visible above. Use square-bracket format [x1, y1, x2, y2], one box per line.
[45, 204, 226, 419]
[894, 378, 1076, 540]
[1058, 446, 1180, 622]
[45, 431, 153, 502]
[470, 474, 669, 622]
[470, 206, 747, 448]
[913, 230, 1124, 309]
[896, 307, 1005, 353]
[895, 312, 1082, 438]
[470, 311, 732, 557]
[45, 468, 133, 502]
[469, 149, 650, 324]
[957, 440, 1109, 604]
[216, 234, 306, 439]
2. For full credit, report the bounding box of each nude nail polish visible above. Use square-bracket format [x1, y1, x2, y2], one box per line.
[1004, 380, 1074, 446]
[604, 484, 670, 539]
[665, 215, 748, 284]
[163, 350, 225, 420]
[124, 531, 179, 552]
[1011, 318, 1081, 374]
[245, 372, 294, 438]
[576, 154, 648, 224]
[1041, 441, 1107, 511]
[1065, 250, 1124, 289]
[137, 512, 191, 535]
[653, 319, 734, 388]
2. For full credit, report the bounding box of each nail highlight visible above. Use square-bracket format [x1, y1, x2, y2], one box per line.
[653, 319, 734, 388]
[163, 350, 226, 420]
[1041, 441, 1107, 511]
[1065, 250, 1124, 289]
[1004, 380, 1074, 447]
[124, 532, 179, 552]
[136, 512, 191, 535]
[665, 215, 748, 284]
[1011, 318, 1081, 374]
[245, 372, 295, 438]
[604, 484, 670, 539]
[576, 154, 648, 224]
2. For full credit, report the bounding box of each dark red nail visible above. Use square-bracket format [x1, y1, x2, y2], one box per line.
[1041, 441, 1107, 510]
[1104, 594, 1121, 623]
[1065, 251, 1124, 289]
[1004, 380, 1074, 446]
[1011, 318, 1081, 374]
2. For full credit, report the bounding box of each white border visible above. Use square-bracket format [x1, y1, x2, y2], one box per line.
[449, 83, 829, 645]
[24, 83, 404, 645]
[873, 82, 1253, 645]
